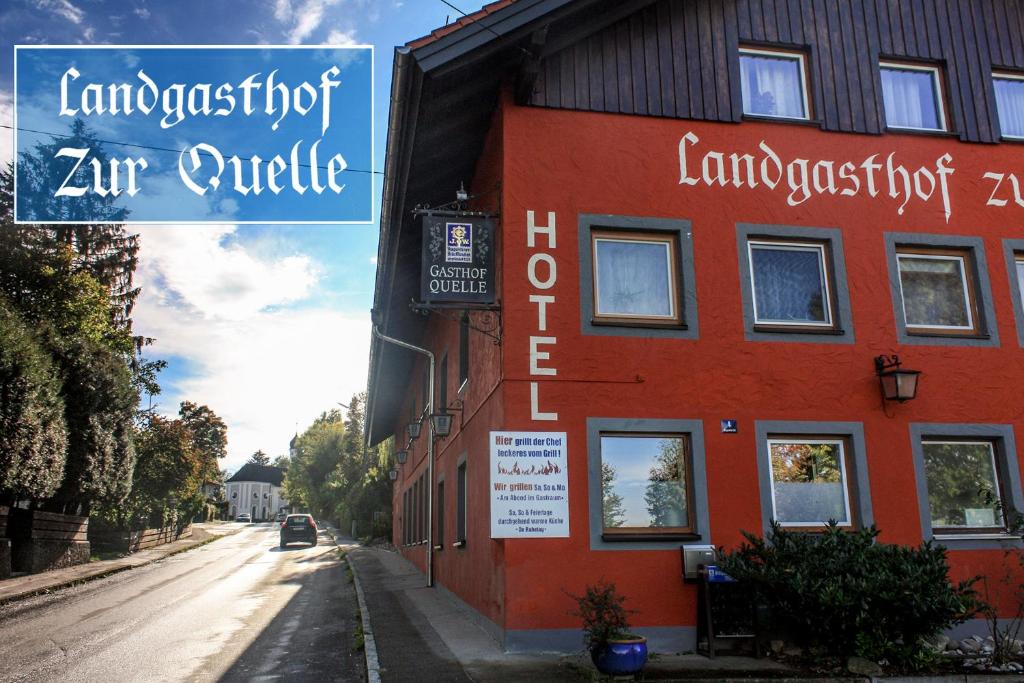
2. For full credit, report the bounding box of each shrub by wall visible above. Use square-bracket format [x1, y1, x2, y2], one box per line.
[718, 522, 979, 669]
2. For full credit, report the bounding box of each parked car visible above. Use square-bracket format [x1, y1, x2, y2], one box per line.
[275, 511, 287, 522]
[235, 513, 252, 523]
[280, 514, 317, 548]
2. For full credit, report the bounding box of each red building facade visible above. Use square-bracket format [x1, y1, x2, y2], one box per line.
[368, 0, 1024, 652]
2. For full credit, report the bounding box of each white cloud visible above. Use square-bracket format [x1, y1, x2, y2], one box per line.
[273, 0, 292, 22]
[324, 29, 358, 46]
[133, 7, 151, 19]
[133, 224, 370, 472]
[273, 0, 349, 44]
[34, 0, 85, 24]
[135, 225, 318, 320]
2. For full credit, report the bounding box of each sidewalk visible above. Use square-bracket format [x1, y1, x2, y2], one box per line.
[338, 540, 843, 683]
[0, 521, 240, 605]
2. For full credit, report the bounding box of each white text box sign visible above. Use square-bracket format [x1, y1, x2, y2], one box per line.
[490, 431, 569, 538]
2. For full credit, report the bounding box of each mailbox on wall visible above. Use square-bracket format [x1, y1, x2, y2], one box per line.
[681, 544, 716, 581]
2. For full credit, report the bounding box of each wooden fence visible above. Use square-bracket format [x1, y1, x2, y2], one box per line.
[7, 508, 90, 574]
[89, 523, 192, 554]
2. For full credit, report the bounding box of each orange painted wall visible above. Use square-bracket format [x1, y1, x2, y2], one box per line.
[493, 88, 1024, 630]
[391, 107, 509, 629]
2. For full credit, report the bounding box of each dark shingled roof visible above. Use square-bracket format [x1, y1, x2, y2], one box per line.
[226, 464, 285, 486]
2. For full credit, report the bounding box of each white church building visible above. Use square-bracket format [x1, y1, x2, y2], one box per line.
[225, 464, 287, 521]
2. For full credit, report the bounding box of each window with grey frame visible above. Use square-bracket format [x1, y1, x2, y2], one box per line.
[766, 436, 855, 528]
[1015, 254, 1024, 308]
[747, 239, 836, 331]
[591, 230, 682, 326]
[599, 433, 694, 538]
[920, 440, 1007, 534]
[895, 246, 981, 336]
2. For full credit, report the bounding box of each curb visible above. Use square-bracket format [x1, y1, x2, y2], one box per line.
[326, 527, 381, 683]
[0, 526, 238, 606]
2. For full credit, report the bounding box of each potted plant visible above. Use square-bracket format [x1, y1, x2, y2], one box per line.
[569, 580, 648, 676]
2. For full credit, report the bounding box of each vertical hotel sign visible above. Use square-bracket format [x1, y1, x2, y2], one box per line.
[490, 431, 569, 538]
[420, 215, 496, 304]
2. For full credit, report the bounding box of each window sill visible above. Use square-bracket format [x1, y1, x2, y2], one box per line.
[885, 126, 959, 138]
[591, 319, 688, 331]
[752, 325, 845, 335]
[905, 330, 990, 340]
[453, 540, 466, 549]
[741, 114, 823, 128]
[433, 544, 444, 552]
[601, 532, 701, 543]
[934, 533, 1021, 541]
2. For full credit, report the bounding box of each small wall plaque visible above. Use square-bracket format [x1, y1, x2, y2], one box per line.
[721, 419, 738, 434]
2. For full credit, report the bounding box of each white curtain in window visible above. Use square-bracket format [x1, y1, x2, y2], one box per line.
[741, 55, 804, 118]
[751, 246, 827, 323]
[995, 78, 1024, 138]
[596, 240, 672, 317]
[881, 68, 939, 129]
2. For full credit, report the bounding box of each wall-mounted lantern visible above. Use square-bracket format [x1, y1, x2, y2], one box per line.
[875, 354, 920, 403]
[388, 469, 398, 481]
[407, 418, 422, 440]
[431, 412, 453, 438]
[395, 449, 408, 465]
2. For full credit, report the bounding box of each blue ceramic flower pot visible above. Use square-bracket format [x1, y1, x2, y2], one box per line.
[591, 637, 648, 676]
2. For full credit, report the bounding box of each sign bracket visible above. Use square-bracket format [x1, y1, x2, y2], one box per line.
[410, 302, 503, 346]
[412, 208, 498, 219]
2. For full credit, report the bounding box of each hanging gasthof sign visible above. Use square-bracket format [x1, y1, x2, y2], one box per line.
[420, 214, 496, 304]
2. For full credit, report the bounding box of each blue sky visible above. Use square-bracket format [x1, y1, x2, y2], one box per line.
[0, 0, 491, 472]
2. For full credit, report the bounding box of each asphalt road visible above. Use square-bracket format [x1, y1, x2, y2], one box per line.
[0, 523, 365, 683]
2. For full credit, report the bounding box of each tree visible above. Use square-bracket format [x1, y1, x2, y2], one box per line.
[286, 411, 345, 516]
[248, 450, 271, 466]
[601, 462, 627, 528]
[48, 337, 138, 515]
[1, 151, 150, 515]
[4, 146, 141, 340]
[285, 395, 392, 537]
[0, 299, 67, 505]
[121, 415, 195, 527]
[179, 401, 227, 477]
[272, 455, 290, 469]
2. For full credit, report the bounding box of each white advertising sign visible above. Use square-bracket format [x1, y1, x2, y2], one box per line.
[490, 431, 569, 538]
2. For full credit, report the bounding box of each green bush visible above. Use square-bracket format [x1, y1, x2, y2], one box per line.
[718, 522, 979, 669]
[567, 580, 636, 650]
[0, 300, 67, 502]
